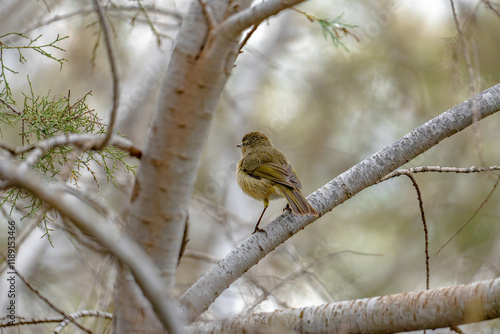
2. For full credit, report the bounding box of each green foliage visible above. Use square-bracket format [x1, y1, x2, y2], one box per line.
[293, 9, 358, 51]
[0, 33, 136, 245]
[318, 14, 358, 51]
[0, 33, 68, 104]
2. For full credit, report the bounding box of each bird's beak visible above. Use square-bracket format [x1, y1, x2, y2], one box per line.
[236, 144, 242, 148]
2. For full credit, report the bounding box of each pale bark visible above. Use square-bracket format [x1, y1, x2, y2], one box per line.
[114, 0, 306, 331]
[188, 278, 500, 333]
[178, 83, 500, 321]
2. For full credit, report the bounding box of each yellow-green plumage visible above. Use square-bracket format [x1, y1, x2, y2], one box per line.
[237, 131, 318, 233]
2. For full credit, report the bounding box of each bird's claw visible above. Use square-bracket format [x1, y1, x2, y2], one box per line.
[283, 203, 292, 213]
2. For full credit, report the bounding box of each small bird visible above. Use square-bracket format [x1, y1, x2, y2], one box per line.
[236, 131, 318, 233]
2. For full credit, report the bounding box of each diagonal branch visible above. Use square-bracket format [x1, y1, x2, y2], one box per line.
[188, 278, 500, 333]
[219, 0, 305, 40]
[178, 83, 500, 321]
[0, 159, 182, 333]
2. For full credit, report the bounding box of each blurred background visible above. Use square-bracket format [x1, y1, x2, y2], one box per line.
[0, 0, 499, 333]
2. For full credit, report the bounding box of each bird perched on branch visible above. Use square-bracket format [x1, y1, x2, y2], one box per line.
[236, 131, 318, 233]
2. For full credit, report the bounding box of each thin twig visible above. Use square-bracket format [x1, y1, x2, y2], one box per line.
[238, 20, 263, 53]
[0, 159, 184, 333]
[450, 325, 466, 333]
[52, 310, 112, 333]
[481, 0, 500, 18]
[437, 173, 500, 256]
[401, 172, 430, 289]
[91, 0, 120, 150]
[449, 0, 483, 166]
[0, 257, 93, 333]
[198, 0, 218, 30]
[0, 311, 112, 328]
[132, 0, 163, 47]
[246, 250, 383, 313]
[380, 165, 500, 182]
[0, 97, 22, 115]
[0, 133, 141, 171]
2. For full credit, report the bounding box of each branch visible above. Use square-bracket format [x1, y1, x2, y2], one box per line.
[0, 133, 141, 174]
[178, 83, 500, 321]
[401, 172, 430, 289]
[52, 310, 112, 333]
[0, 159, 182, 333]
[0, 310, 111, 328]
[381, 165, 500, 180]
[0, 97, 22, 115]
[188, 278, 500, 333]
[219, 0, 306, 40]
[91, 0, 120, 149]
[0, 260, 92, 333]
[437, 173, 500, 255]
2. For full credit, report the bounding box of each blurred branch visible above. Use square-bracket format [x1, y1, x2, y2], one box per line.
[395, 172, 430, 289]
[179, 83, 500, 322]
[0, 310, 112, 328]
[0, 258, 92, 333]
[246, 250, 382, 314]
[381, 165, 500, 257]
[91, 0, 119, 150]
[218, 0, 305, 41]
[437, 173, 500, 256]
[448, 0, 483, 165]
[189, 278, 500, 333]
[0, 134, 141, 174]
[380, 165, 500, 180]
[0, 159, 183, 333]
[53, 310, 112, 333]
[482, 0, 500, 18]
[12, 5, 182, 41]
[0, 97, 21, 115]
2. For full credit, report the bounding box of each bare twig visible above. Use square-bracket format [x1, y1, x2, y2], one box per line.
[380, 165, 500, 181]
[449, 0, 483, 165]
[183, 249, 219, 264]
[0, 159, 183, 333]
[437, 173, 500, 256]
[0, 258, 93, 333]
[247, 250, 382, 313]
[481, 0, 500, 18]
[0, 310, 112, 328]
[52, 310, 112, 333]
[378, 169, 431, 289]
[91, 0, 120, 150]
[449, 0, 477, 94]
[450, 325, 466, 333]
[404, 173, 430, 289]
[238, 20, 263, 53]
[0, 133, 141, 173]
[381, 165, 500, 258]
[0, 97, 22, 115]
[198, 0, 218, 30]
[131, 0, 163, 47]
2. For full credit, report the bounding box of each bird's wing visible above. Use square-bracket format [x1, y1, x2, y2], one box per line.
[251, 162, 302, 190]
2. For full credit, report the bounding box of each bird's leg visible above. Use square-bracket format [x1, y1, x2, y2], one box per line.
[253, 200, 269, 234]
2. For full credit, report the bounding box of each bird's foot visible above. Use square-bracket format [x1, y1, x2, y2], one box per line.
[283, 203, 292, 213]
[252, 227, 267, 235]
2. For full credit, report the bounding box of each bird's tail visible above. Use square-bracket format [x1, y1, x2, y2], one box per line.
[280, 187, 319, 216]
